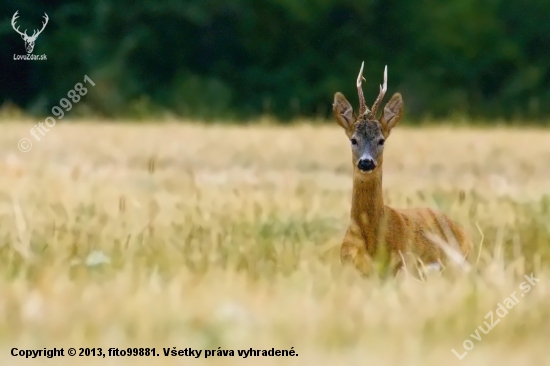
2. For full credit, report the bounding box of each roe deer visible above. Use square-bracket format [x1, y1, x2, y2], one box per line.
[333, 62, 472, 276]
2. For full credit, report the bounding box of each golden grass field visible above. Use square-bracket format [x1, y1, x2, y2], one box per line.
[1, 119, 550, 365]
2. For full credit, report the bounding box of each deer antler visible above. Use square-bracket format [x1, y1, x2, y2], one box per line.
[356, 61, 369, 117]
[369, 65, 388, 119]
[30, 13, 49, 39]
[11, 11, 28, 38]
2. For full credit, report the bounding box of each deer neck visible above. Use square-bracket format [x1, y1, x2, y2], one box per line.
[349, 166, 386, 253]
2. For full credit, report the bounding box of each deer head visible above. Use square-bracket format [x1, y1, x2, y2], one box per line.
[11, 11, 49, 54]
[333, 62, 404, 174]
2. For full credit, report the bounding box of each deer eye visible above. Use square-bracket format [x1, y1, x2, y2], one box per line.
[378, 138, 385, 146]
[350, 138, 358, 145]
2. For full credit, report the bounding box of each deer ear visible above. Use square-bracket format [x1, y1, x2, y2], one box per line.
[333, 92, 355, 135]
[380, 93, 404, 136]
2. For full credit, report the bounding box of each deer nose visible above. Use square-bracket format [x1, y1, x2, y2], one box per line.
[357, 158, 376, 171]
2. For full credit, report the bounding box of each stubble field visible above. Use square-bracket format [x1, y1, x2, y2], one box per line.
[1, 119, 550, 365]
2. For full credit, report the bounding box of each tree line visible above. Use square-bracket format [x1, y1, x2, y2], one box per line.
[1, 0, 549, 123]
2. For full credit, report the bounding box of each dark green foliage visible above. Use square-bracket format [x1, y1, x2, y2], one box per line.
[1, 0, 549, 122]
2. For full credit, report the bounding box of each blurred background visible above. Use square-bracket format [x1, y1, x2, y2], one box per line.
[1, 0, 549, 123]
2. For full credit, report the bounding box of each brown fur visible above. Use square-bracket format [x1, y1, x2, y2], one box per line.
[333, 68, 472, 276]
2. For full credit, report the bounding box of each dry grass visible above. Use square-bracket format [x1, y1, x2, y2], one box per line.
[1, 119, 550, 365]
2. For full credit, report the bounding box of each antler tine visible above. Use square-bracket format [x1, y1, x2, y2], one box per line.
[370, 65, 388, 118]
[356, 61, 369, 116]
[11, 10, 28, 37]
[34, 13, 49, 37]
